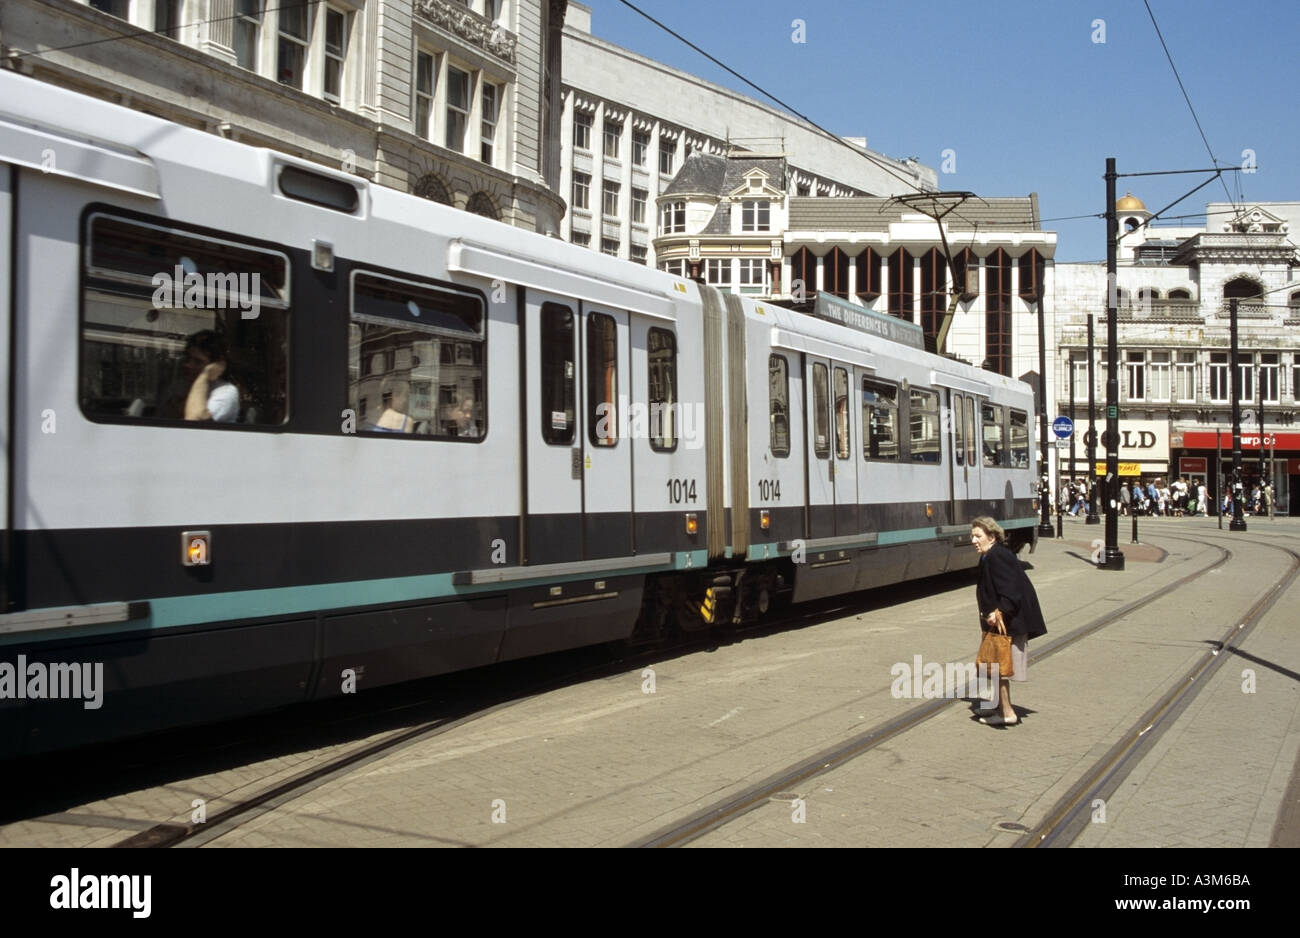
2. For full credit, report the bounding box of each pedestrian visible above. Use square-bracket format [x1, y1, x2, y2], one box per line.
[970, 516, 1047, 727]
[1120, 481, 1131, 515]
[1197, 481, 1208, 516]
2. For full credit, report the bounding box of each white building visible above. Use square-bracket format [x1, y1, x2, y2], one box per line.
[558, 2, 935, 264]
[1, 0, 568, 231]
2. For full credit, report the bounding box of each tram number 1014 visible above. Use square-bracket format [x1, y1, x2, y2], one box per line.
[666, 479, 698, 504]
[757, 479, 781, 501]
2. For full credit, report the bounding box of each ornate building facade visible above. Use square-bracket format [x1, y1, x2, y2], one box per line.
[0, 0, 568, 231]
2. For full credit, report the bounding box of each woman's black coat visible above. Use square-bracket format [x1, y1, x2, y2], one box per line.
[976, 542, 1047, 639]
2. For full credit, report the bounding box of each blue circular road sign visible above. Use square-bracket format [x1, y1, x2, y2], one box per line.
[1052, 416, 1074, 439]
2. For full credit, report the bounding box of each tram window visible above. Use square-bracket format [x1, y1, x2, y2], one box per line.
[349, 271, 485, 439]
[80, 212, 289, 426]
[909, 387, 940, 464]
[648, 328, 677, 452]
[1009, 409, 1029, 468]
[954, 396, 964, 467]
[541, 303, 576, 445]
[812, 363, 830, 459]
[862, 377, 898, 461]
[982, 403, 1005, 466]
[965, 398, 977, 467]
[587, 313, 618, 447]
[769, 354, 790, 457]
[834, 367, 850, 459]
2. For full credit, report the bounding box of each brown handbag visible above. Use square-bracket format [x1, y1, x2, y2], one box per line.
[976, 629, 1015, 680]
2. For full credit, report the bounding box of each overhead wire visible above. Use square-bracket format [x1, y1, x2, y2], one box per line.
[615, 0, 928, 196]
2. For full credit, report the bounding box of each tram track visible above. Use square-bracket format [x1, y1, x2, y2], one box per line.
[630, 533, 1247, 847]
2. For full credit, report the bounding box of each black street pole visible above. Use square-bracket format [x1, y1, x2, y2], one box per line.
[1229, 297, 1246, 531]
[1101, 158, 1124, 569]
[1086, 312, 1099, 524]
[1036, 284, 1053, 537]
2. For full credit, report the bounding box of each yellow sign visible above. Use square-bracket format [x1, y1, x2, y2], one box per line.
[1096, 462, 1140, 476]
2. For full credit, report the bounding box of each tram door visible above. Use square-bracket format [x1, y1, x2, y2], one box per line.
[805, 358, 835, 539]
[525, 292, 584, 565]
[578, 302, 633, 559]
[949, 391, 980, 522]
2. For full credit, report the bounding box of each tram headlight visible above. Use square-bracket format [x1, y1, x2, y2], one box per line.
[182, 530, 211, 567]
[685, 513, 698, 535]
[760, 509, 770, 530]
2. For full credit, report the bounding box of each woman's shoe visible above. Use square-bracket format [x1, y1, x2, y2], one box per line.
[979, 714, 1019, 726]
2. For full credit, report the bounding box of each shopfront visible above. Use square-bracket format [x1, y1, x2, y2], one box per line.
[1174, 429, 1300, 516]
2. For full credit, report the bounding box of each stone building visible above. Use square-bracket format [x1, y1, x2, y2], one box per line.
[558, 2, 935, 265]
[1053, 195, 1300, 514]
[0, 0, 568, 231]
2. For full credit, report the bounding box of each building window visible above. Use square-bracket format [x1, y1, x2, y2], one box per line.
[572, 172, 590, 210]
[855, 248, 881, 301]
[1070, 351, 1088, 401]
[1175, 351, 1196, 402]
[155, 0, 183, 35]
[704, 259, 731, 287]
[633, 131, 649, 167]
[601, 238, 619, 257]
[445, 66, 471, 152]
[739, 259, 766, 295]
[862, 378, 898, 461]
[769, 355, 790, 457]
[887, 249, 915, 321]
[1294, 353, 1300, 401]
[910, 388, 941, 464]
[480, 81, 499, 164]
[952, 248, 978, 300]
[587, 312, 618, 446]
[984, 248, 1012, 376]
[919, 247, 947, 346]
[573, 113, 591, 150]
[602, 180, 620, 218]
[659, 201, 685, 234]
[1169, 288, 1192, 301]
[1237, 355, 1254, 403]
[571, 231, 590, 248]
[1018, 250, 1044, 301]
[234, 0, 262, 71]
[1261, 352, 1279, 403]
[631, 188, 647, 224]
[791, 247, 815, 299]
[659, 142, 674, 175]
[415, 51, 436, 139]
[277, 1, 311, 89]
[603, 121, 621, 160]
[89, 0, 130, 17]
[541, 303, 576, 445]
[1209, 352, 1230, 402]
[1126, 349, 1145, 401]
[322, 7, 348, 104]
[823, 248, 849, 300]
[741, 200, 770, 232]
[1149, 350, 1170, 401]
[796, 182, 811, 197]
[648, 328, 676, 451]
[659, 259, 686, 277]
[630, 245, 647, 264]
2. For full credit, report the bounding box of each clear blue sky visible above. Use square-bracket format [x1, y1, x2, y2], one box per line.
[584, 0, 1300, 261]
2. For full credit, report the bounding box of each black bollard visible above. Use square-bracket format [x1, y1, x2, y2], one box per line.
[1056, 504, 1063, 539]
[1131, 510, 1139, 545]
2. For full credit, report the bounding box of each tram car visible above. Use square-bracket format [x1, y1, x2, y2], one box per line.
[0, 72, 1038, 754]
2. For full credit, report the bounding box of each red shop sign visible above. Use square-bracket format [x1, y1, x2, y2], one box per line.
[1181, 431, 1300, 450]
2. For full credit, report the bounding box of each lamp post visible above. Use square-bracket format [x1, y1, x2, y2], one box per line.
[1086, 312, 1099, 524]
[1100, 158, 1124, 569]
[1229, 297, 1246, 531]
[1036, 278, 1054, 537]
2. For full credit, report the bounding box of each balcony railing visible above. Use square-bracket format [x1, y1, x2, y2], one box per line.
[415, 0, 517, 65]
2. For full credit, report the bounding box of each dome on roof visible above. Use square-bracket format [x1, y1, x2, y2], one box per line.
[1116, 192, 1147, 212]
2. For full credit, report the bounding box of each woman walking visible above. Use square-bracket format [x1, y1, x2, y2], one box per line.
[970, 517, 1047, 726]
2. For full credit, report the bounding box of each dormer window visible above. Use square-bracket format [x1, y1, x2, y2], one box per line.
[659, 201, 686, 235]
[741, 200, 770, 232]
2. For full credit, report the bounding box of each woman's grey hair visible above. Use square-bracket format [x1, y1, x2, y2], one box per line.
[970, 516, 1006, 544]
